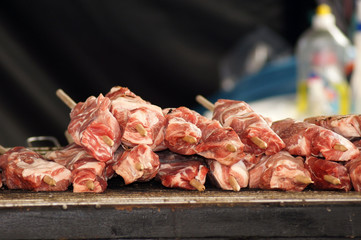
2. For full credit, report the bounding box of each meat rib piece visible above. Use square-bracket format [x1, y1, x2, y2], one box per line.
[304, 115, 361, 138]
[0, 147, 71, 191]
[156, 150, 209, 191]
[206, 159, 248, 191]
[46, 143, 108, 193]
[106, 86, 167, 151]
[113, 144, 160, 185]
[346, 157, 361, 192]
[249, 151, 312, 192]
[212, 99, 285, 156]
[68, 94, 122, 161]
[271, 118, 360, 161]
[305, 156, 351, 191]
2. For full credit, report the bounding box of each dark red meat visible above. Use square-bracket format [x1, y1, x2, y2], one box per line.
[346, 156, 361, 192]
[271, 118, 360, 161]
[305, 156, 351, 191]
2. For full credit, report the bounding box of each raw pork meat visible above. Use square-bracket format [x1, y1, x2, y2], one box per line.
[113, 144, 160, 185]
[68, 94, 122, 161]
[196, 120, 245, 166]
[249, 151, 312, 192]
[212, 99, 285, 156]
[304, 115, 361, 138]
[305, 156, 351, 191]
[46, 143, 108, 193]
[164, 107, 201, 155]
[271, 118, 360, 161]
[206, 159, 248, 191]
[0, 147, 71, 191]
[156, 150, 209, 191]
[165, 106, 245, 166]
[105, 86, 167, 151]
[346, 156, 361, 192]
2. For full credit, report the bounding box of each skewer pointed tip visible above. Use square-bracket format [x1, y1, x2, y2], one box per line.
[250, 137, 268, 149]
[190, 179, 205, 192]
[135, 124, 147, 137]
[295, 175, 313, 185]
[183, 135, 198, 144]
[86, 180, 95, 190]
[333, 143, 348, 152]
[43, 175, 57, 186]
[323, 175, 341, 185]
[229, 175, 240, 191]
[102, 135, 114, 147]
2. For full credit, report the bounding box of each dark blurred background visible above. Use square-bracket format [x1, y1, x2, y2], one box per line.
[0, 0, 352, 146]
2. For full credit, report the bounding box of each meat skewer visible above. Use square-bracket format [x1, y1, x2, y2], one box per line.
[206, 159, 249, 191]
[57, 89, 122, 162]
[45, 143, 111, 193]
[249, 151, 313, 192]
[105, 86, 167, 151]
[304, 115, 361, 139]
[0, 145, 71, 192]
[305, 156, 351, 192]
[346, 156, 361, 192]
[164, 106, 245, 166]
[112, 144, 160, 185]
[156, 150, 209, 191]
[271, 118, 360, 161]
[196, 95, 285, 156]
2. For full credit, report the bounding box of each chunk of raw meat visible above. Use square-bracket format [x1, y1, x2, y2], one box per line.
[0, 147, 71, 191]
[249, 151, 312, 192]
[304, 115, 361, 138]
[68, 94, 122, 161]
[206, 159, 248, 191]
[271, 118, 360, 161]
[305, 156, 351, 191]
[113, 144, 160, 185]
[156, 150, 209, 191]
[46, 143, 108, 193]
[212, 99, 285, 156]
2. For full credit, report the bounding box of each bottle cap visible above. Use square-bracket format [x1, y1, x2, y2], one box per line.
[316, 4, 331, 16]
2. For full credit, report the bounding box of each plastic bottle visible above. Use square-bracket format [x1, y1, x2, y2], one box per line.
[351, 0, 361, 113]
[296, 4, 351, 118]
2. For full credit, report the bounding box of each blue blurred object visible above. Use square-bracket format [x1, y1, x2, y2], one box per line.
[194, 56, 297, 114]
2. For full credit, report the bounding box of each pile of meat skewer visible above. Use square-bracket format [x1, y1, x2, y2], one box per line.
[1, 87, 361, 193]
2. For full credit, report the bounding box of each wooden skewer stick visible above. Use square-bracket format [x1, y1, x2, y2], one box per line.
[229, 175, 240, 191]
[102, 136, 114, 147]
[43, 175, 57, 186]
[189, 179, 205, 192]
[183, 135, 198, 144]
[196, 95, 268, 150]
[135, 162, 144, 171]
[56, 89, 76, 109]
[294, 175, 313, 185]
[135, 124, 147, 137]
[195, 95, 215, 112]
[86, 180, 95, 191]
[323, 175, 341, 185]
[250, 136, 268, 149]
[0, 145, 8, 154]
[333, 143, 348, 152]
[226, 143, 237, 152]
